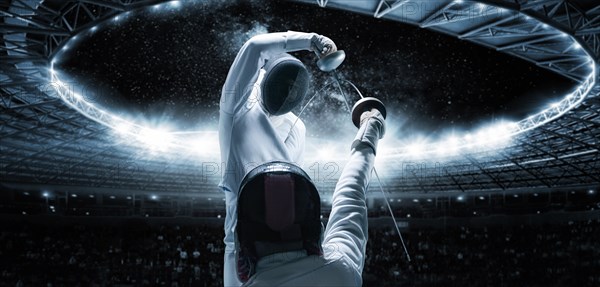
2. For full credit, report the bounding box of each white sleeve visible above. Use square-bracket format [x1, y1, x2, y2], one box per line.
[322, 114, 384, 275]
[219, 31, 316, 176]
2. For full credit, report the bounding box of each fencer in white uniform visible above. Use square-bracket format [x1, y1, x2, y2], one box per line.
[219, 31, 385, 286]
[219, 31, 336, 286]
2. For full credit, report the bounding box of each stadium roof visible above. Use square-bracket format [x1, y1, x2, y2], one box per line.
[1, 0, 599, 197]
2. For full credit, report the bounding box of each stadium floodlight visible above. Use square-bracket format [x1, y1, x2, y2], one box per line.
[457, 195, 465, 201]
[48, 2, 597, 162]
[71, 194, 77, 198]
[136, 128, 173, 151]
[406, 142, 426, 158]
[317, 145, 337, 161]
[588, 190, 595, 195]
[151, 195, 158, 200]
[114, 121, 133, 136]
[42, 192, 49, 197]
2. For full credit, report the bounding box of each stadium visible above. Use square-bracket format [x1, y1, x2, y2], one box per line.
[1, 0, 599, 286]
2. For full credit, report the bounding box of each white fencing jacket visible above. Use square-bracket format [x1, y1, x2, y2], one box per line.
[219, 31, 313, 287]
[219, 31, 383, 287]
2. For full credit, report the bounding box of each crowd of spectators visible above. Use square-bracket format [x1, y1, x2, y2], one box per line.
[0, 223, 224, 286]
[364, 219, 600, 286]
[1, 218, 598, 286]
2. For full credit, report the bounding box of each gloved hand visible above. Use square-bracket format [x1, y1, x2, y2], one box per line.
[352, 108, 386, 154]
[360, 108, 385, 139]
[311, 34, 337, 57]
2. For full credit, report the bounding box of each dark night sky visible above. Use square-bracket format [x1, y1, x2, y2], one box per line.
[57, 0, 573, 139]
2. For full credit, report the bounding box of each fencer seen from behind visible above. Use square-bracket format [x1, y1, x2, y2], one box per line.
[219, 31, 386, 286]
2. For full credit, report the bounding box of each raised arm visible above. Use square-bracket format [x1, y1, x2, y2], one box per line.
[220, 31, 319, 115]
[322, 108, 385, 275]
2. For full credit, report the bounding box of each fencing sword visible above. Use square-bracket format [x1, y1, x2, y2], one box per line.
[317, 50, 411, 262]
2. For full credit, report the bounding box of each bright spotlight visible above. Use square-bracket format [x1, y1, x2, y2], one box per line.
[550, 102, 561, 108]
[151, 195, 158, 200]
[169, 1, 181, 8]
[114, 121, 133, 135]
[72, 92, 83, 101]
[454, 0, 464, 4]
[137, 128, 173, 151]
[434, 136, 459, 157]
[317, 145, 337, 161]
[406, 142, 425, 157]
[589, 189, 596, 195]
[71, 194, 77, 198]
[42, 192, 49, 198]
[191, 133, 219, 156]
[457, 195, 465, 201]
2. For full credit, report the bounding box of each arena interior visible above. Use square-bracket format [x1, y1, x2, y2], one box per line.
[1, 0, 599, 286]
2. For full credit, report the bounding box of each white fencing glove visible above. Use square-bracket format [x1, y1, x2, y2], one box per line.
[352, 108, 386, 155]
[311, 34, 337, 57]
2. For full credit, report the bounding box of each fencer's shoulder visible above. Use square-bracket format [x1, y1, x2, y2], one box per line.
[246, 255, 359, 286]
[284, 112, 305, 132]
